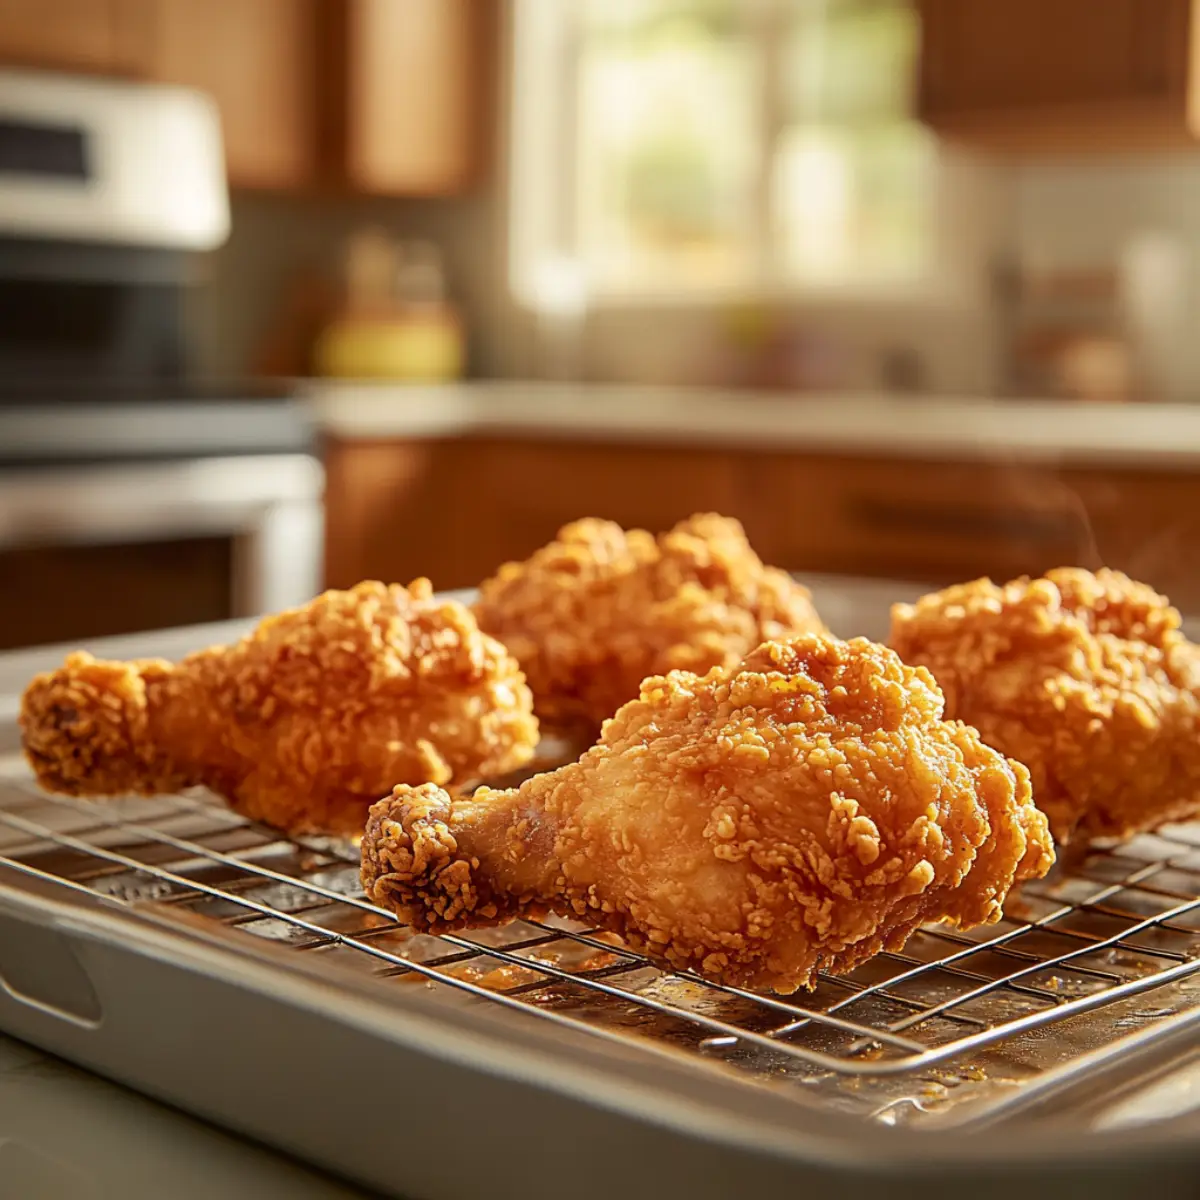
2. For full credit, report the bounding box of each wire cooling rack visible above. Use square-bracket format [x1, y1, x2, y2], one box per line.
[3, 754, 1200, 1124]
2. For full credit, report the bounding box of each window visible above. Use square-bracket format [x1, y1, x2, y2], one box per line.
[510, 0, 936, 307]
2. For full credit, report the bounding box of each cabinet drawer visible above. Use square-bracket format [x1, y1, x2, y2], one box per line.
[1061, 467, 1200, 612]
[749, 454, 1097, 586]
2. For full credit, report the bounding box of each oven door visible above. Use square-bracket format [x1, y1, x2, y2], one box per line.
[0, 455, 322, 650]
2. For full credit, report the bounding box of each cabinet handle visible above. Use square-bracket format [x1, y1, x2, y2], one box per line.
[848, 498, 1087, 544]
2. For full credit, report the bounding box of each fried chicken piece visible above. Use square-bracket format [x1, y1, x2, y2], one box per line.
[21, 580, 539, 835]
[361, 634, 1052, 993]
[890, 568, 1200, 844]
[473, 513, 826, 732]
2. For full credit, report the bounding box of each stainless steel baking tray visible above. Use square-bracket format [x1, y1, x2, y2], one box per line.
[5, 607, 1200, 1196]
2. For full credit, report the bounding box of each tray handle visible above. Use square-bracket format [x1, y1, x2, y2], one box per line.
[0, 910, 102, 1027]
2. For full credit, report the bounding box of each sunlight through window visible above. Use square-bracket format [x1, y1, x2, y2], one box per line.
[512, 0, 933, 303]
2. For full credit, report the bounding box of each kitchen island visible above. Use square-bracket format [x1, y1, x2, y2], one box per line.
[308, 382, 1200, 613]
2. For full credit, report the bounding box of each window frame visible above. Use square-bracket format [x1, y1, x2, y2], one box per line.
[507, 0, 992, 314]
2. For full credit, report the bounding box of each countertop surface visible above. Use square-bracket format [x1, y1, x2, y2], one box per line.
[0, 1034, 371, 1199]
[4, 382, 1198, 469]
[308, 381, 1200, 467]
[0, 397, 315, 466]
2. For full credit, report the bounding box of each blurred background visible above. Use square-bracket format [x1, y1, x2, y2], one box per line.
[1, 0, 1199, 649]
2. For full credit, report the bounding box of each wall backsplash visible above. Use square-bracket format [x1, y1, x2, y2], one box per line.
[1010, 151, 1200, 403]
[189, 144, 1200, 402]
[187, 188, 520, 382]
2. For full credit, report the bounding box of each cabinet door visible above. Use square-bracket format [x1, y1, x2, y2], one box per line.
[918, 0, 1195, 148]
[343, 0, 491, 195]
[149, 0, 315, 190]
[1059, 466, 1200, 614]
[324, 439, 449, 590]
[452, 438, 745, 584]
[0, 0, 150, 74]
[323, 437, 744, 591]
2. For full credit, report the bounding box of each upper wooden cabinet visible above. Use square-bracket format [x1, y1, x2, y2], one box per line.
[0, 0, 492, 195]
[148, 0, 316, 191]
[0, 0, 151, 75]
[322, 0, 492, 195]
[917, 0, 1199, 150]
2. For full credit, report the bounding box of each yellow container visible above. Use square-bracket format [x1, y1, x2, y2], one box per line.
[313, 312, 465, 381]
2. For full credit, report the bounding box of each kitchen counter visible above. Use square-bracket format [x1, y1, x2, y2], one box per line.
[308, 381, 1200, 467]
[0, 1033, 369, 1198]
[0, 397, 315, 466]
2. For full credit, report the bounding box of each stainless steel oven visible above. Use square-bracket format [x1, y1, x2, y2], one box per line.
[0, 451, 322, 650]
[0, 69, 321, 649]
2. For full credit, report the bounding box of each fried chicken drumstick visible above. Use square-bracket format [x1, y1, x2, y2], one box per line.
[21, 580, 539, 835]
[362, 634, 1052, 993]
[473, 513, 826, 733]
[891, 567, 1200, 845]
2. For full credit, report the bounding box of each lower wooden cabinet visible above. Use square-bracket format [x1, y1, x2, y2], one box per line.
[323, 438, 741, 590]
[324, 436, 1200, 614]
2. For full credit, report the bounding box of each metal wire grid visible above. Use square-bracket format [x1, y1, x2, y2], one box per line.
[2, 765, 1200, 1086]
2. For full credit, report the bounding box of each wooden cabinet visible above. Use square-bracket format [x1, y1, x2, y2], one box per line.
[745, 455, 1099, 587]
[918, 0, 1199, 150]
[448, 439, 742, 580]
[324, 436, 1200, 618]
[149, 0, 490, 193]
[0, 0, 492, 196]
[0, 0, 151, 75]
[1056, 467, 1200, 612]
[324, 439, 448, 591]
[323, 438, 741, 590]
[748, 455, 1200, 613]
[147, 0, 316, 191]
[334, 0, 492, 195]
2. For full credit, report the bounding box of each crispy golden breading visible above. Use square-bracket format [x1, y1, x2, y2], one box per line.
[21, 580, 538, 835]
[361, 634, 1052, 993]
[473, 513, 826, 731]
[890, 568, 1200, 844]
